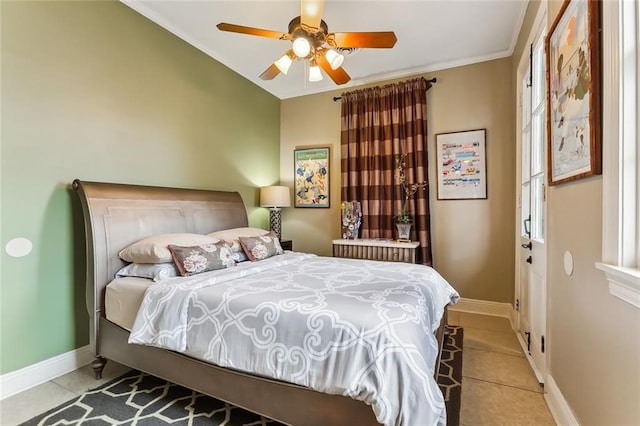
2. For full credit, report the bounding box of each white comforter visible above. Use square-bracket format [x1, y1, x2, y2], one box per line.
[129, 252, 459, 426]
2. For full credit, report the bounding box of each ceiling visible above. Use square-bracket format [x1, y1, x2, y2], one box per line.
[121, 1, 528, 100]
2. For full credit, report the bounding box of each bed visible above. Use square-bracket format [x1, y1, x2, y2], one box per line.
[73, 179, 458, 426]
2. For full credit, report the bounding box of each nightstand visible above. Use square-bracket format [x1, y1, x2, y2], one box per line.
[332, 239, 419, 264]
[280, 239, 293, 251]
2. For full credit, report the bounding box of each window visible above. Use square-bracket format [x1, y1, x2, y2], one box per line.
[596, 0, 640, 308]
[530, 35, 546, 241]
[521, 67, 531, 238]
[521, 36, 546, 242]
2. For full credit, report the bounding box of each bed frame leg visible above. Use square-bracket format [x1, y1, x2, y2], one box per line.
[91, 356, 107, 380]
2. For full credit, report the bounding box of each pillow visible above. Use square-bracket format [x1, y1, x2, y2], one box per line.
[119, 233, 219, 264]
[229, 244, 250, 263]
[207, 227, 270, 241]
[208, 227, 270, 263]
[239, 233, 283, 261]
[115, 263, 179, 282]
[168, 242, 235, 276]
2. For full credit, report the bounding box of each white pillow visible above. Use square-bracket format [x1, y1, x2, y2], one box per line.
[115, 263, 179, 282]
[208, 227, 270, 263]
[207, 227, 270, 241]
[118, 233, 219, 263]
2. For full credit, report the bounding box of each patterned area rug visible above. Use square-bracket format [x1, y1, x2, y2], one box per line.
[438, 326, 464, 426]
[22, 327, 463, 426]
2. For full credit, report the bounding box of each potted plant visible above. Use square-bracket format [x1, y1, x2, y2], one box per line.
[394, 155, 427, 241]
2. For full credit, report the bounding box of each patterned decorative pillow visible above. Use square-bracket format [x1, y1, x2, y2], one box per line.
[115, 262, 179, 282]
[238, 233, 283, 261]
[208, 227, 270, 263]
[168, 242, 235, 276]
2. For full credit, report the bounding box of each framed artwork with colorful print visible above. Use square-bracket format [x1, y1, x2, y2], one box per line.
[435, 129, 487, 200]
[294, 147, 330, 208]
[546, 0, 601, 185]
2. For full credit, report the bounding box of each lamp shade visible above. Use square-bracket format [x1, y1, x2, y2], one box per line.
[260, 186, 291, 208]
[292, 37, 311, 58]
[274, 50, 294, 75]
[325, 49, 344, 70]
[308, 63, 323, 82]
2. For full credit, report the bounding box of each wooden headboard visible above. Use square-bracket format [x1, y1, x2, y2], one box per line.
[72, 179, 249, 354]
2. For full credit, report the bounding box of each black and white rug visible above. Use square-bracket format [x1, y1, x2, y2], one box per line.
[22, 327, 463, 426]
[438, 326, 464, 426]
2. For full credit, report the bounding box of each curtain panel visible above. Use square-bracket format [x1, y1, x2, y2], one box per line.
[340, 77, 433, 265]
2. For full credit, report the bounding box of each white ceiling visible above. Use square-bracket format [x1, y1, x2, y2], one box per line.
[122, 0, 528, 99]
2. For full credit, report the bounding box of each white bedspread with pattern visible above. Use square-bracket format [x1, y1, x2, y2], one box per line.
[129, 252, 459, 426]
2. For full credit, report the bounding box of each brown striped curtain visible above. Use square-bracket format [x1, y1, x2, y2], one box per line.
[340, 77, 433, 265]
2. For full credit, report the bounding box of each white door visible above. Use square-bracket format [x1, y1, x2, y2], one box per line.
[517, 31, 547, 383]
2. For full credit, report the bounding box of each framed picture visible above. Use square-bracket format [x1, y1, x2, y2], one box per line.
[294, 147, 330, 208]
[435, 129, 487, 200]
[546, 0, 601, 185]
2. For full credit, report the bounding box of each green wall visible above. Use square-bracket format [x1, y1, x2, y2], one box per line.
[0, 1, 280, 374]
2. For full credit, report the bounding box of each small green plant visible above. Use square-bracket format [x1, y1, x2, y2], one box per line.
[395, 209, 413, 224]
[395, 154, 428, 224]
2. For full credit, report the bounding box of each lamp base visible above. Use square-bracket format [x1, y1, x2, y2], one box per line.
[269, 208, 282, 240]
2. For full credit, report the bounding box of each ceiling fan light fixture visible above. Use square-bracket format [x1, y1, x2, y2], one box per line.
[308, 61, 323, 82]
[292, 37, 311, 58]
[274, 51, 294, 74]
[217, 1, 397, 87]
[324, 49, 344, 70]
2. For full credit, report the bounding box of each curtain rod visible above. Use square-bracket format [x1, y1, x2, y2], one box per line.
[332, 77, 437, 102]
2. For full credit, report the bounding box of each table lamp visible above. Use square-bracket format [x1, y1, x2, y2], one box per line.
[260, 186, 291, 240]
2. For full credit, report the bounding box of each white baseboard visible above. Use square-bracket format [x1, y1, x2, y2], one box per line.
[545, 375, 580, 425]
[0, 345, 93, 400]
[449, 297, 515, 324]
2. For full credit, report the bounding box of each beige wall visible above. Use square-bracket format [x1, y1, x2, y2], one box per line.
[548, 181, 640, 425]
[0, 0, 280, 374]
[281, 58, 516, 303]
[511, 1, 640, 423]
[279, 93, 342, 255]
[428, 60, 515, 303]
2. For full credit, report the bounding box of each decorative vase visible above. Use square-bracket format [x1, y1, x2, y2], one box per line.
[341, 201, 362, 239]
[396, 223, 412, 241]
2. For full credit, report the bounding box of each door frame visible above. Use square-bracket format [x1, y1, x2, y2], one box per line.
[514, 2, 548, 384]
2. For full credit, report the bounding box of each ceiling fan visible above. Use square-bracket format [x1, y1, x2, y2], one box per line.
[217, 0, 397, 85]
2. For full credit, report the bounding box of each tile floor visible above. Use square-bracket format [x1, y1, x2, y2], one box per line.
[449, 311, 556, 426]
[1, 312, 556, 425]
[0, 361, 131, 425]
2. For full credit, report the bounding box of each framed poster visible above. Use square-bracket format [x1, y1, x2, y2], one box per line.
[546, 0, 601, 185]
[294, 147, 329, 208]
[436, 129, 487, 200]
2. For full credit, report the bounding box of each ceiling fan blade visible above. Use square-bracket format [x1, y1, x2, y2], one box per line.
[217, 23, 290, 40]
[300, 0, 325, 31]
[259, 63, 281, 80]
[317, 53, 350, 85]
[329, 32, 397, 48]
